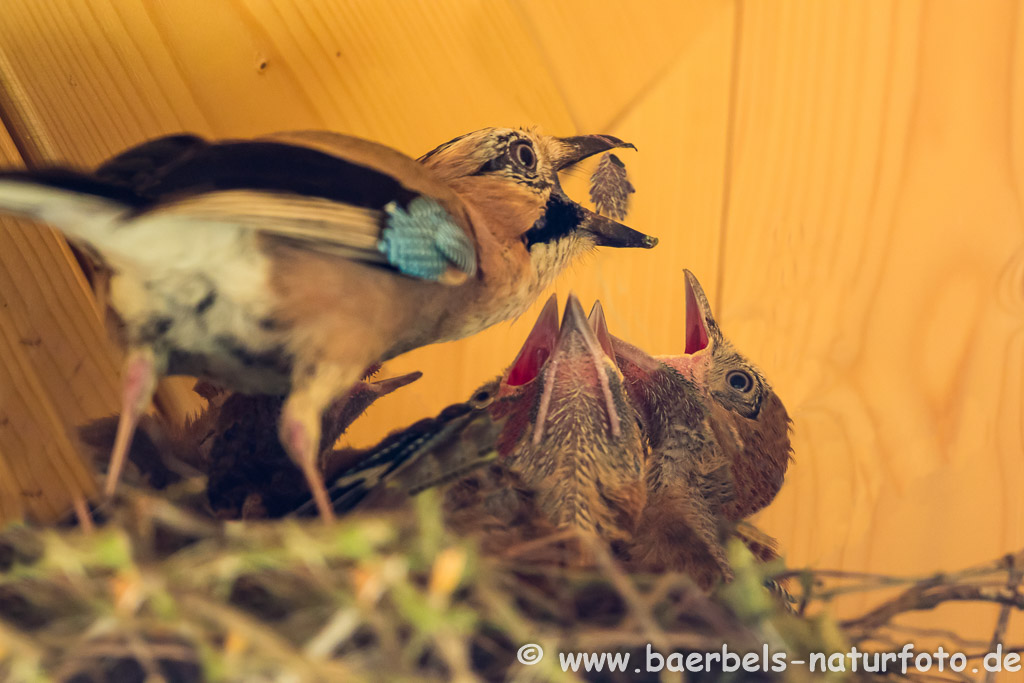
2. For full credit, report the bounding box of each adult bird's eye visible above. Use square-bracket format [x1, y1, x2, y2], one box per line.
[726, 370, 753, 393]
[511, 141, 537, 170]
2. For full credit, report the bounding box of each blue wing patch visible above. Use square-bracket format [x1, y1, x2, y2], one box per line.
[378, 197, 477, 280]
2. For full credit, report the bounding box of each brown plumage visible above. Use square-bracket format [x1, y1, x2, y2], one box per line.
[450, 294, 645, 562]
[321, 294, 647, 565]
[205, 368, 422, 518]
[610, 271, 792, 586]
[657, 270, 792, 520]
[0, 128, 657, 520]
[601, 312, 735, 585]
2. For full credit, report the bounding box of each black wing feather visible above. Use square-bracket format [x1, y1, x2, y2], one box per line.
[0, 168, 148, 208]
[109, 138, 420, 211]
[95, 134, 209, 194]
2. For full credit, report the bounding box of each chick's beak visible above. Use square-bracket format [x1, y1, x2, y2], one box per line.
[531, 294, 621, 443]
[683, 269, 712, 354]
[586, 300, 616, 359]
[556, 293, 605, 359]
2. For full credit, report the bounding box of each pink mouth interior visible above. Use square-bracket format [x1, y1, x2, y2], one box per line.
[507, 297, 559, 386]
[684, 280, 709, 354]
[507, 345, 551, 386]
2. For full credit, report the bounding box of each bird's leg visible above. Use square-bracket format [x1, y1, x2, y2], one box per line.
[281, 362, 362, 522]
[105, 346, 158, 496]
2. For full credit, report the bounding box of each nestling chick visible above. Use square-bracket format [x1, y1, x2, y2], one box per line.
[591, 301, 732, 586]
[206, 368, 422, 518]
[315, 294, 647, 564]
[609, 271, 791, 585]
[0, 127, 656, 520]
[469, 293, 646, 555]
[657, 270, 792, 520]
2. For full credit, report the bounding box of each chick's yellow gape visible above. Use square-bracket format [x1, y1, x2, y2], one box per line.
[0, 127, 657, 520]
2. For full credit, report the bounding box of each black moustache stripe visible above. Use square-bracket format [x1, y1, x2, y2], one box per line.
[524, 193, 583, 248]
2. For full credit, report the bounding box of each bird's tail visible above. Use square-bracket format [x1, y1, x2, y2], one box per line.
[0, 169, 141, 243]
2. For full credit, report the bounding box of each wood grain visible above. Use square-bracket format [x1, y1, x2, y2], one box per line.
[355, 0, 738, 445]
[0, 0, 733, 451]
[720, 1, 1024, 640]
[0, 2, 1020, 647]
[0, 127, 111, 522]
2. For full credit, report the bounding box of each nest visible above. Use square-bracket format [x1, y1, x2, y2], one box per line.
[1, 464, 1021, 682]
[0, 381, 1019, 682]
[0, 483, 801, 682]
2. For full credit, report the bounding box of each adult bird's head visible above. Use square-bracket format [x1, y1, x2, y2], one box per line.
[420, 128, 656, 279]
[659, 270, 793, 519]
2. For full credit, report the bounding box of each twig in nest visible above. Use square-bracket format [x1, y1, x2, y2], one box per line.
[841, 583, 1024, 643]
[70, 493, 94, 535]
[178, 593, 352, 679]
[51, 635, 199, 683]
[781, 548, 1024, 603]
[583, 534, 672, 653]
[985, 553, 1022, 683]
[881, 622, 994, 650]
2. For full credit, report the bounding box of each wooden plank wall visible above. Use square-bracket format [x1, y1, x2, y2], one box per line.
[0, 125, 109, 521]
[0, 0, 1021, 637]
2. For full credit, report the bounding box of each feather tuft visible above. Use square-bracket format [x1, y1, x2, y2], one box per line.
[588, 153, 635, 220]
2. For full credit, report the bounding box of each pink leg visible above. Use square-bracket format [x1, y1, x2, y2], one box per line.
[281, 413, 335, 522]
[280, 360, 370, 522]
[104, 348, 158, 497]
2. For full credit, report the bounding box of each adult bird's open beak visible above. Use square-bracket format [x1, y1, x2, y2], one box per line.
[579, 206, 658, 249]
[551, 134, 637, 171]
[548, 134, 657, 250]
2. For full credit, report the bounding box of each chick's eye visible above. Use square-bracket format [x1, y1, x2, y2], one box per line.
[511, 141, 537, 170]
[726, 370, 753, 393]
